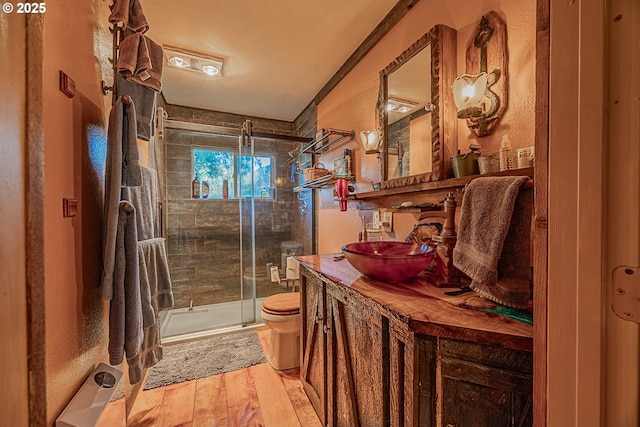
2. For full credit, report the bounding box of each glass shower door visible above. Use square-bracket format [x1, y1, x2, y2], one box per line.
[239, 120, 257, 325]
[159, 118, 300, 342]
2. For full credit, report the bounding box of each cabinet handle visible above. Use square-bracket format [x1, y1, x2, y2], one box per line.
[323, 324, 330, 334]
[314, 315, 322, 324]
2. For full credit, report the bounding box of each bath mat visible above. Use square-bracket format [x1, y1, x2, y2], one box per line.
[111, 329, 266, 399]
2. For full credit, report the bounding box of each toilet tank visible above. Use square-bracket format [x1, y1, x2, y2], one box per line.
[280, 241, 303, 270]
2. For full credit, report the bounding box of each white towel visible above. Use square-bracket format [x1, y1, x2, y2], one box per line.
[286, 256, 300, 280]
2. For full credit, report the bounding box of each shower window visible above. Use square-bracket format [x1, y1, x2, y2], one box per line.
[194, 148, 274, 199]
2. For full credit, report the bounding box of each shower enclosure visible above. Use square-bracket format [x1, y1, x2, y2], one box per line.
[156, 118, 308, 342]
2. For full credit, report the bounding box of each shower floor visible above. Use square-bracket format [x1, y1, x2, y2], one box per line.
[160, 298, 267, 344]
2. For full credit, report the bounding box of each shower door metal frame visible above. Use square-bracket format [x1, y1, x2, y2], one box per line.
[239, 119, 257, 326]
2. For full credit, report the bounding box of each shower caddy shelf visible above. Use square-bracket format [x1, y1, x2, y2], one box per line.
[293, 173, 356, 192]
[293, 128, 356, 192]
[301, 128, 355, 155]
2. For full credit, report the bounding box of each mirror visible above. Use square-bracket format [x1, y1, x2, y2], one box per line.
[377, 25, 458, 188]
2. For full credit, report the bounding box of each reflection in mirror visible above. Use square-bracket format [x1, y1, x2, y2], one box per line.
[387, 45, 432, 180]
[378, 25, 457, 188]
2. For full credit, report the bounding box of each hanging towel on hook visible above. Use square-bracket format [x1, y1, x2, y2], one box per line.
[108, 201, 144, 383]
[102, 96, 142, 300]
[116, 74, 156, 141]
[126, 237, 174, 378]
[109, 0, 149, 33]
[118, 33, 163, 93]
[122, 166, 159, 241]
[118, 32, 151, 78]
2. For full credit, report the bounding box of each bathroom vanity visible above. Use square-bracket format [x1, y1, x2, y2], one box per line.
[298, 254, 533, 427]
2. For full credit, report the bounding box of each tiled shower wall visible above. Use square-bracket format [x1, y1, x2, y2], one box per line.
[158, 102, 303, 308]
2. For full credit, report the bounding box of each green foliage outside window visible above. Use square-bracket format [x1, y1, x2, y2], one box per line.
[194, 148, 272, 199]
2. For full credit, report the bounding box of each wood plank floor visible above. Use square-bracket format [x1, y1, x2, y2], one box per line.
[97, 327, 321, 427]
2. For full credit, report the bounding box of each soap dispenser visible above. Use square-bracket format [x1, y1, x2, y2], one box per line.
[499, 135, 515, 171]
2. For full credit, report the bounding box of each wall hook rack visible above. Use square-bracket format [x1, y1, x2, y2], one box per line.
[102, 80, 113, 95]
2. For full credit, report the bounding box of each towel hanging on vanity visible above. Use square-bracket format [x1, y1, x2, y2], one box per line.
[453, 176, 533, 309]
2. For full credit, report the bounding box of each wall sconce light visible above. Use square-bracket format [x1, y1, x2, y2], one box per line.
[452, 14, 506, 137]
[164, 46, 224, 77]
[451, 71, 499, 136]
[360, 129, 382, 154]
[361, 129, 384, 183]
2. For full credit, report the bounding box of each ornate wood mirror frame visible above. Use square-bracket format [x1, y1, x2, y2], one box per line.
[377, 24, 458, 188]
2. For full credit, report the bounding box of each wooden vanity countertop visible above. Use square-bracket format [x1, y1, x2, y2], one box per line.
[297, 253, 533, 352]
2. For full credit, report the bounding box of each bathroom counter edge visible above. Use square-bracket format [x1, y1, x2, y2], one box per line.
[297, 253, 533, 352]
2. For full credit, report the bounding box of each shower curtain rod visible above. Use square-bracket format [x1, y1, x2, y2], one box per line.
[164, 119, 312, 143]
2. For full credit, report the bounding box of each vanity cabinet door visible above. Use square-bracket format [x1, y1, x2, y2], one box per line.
[326, 287, 385, 427]
[438, 338, 533, 427]
[411, 333, 437, 427]
[300, 274, 327, 425]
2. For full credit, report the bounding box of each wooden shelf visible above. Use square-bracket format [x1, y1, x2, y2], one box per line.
[379, 204, 442, 213]
[354, 167, 534, 200]
[293, 174, 356, 192]
[352, 167, 534, 210]
[301, 129, 355, 155]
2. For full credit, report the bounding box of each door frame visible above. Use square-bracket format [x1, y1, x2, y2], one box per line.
[546, 1, 608, 425]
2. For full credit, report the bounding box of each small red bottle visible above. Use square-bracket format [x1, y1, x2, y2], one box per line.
[335, 178, 348, 211]
[222, 179, 229, 199]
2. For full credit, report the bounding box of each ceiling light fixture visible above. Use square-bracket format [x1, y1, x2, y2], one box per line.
[200, 64, 220, 76]
[386, 97, 418, 114]
[168, 55, 189, 69]
[164, 46, 224, 77]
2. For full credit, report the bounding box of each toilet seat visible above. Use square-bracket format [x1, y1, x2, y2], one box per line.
[262, 292, 300, 316]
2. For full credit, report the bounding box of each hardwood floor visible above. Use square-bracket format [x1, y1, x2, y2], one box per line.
[97, 327, 321, 427]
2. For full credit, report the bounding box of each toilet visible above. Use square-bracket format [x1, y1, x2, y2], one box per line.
[261, 292, 301, 370]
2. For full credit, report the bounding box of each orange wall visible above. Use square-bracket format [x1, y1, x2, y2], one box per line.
[43, 0, 113, 423]
[316, 0, 536, 253]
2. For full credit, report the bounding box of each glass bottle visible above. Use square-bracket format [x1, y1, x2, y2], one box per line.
[192, 175, 200, 198]
[201, 180, 209, 199]
[222, 179, 229, 199]
[499, 135, 514, 171]
[344, 149, 352, 176]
